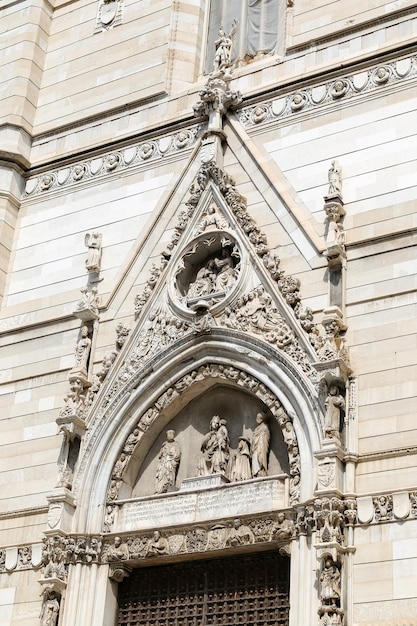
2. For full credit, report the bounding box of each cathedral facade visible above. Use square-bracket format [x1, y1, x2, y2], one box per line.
[1, 1, 417, 625]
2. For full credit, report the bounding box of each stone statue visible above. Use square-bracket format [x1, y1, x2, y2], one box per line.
[197, 415, 230, 476]
[273, 512, 294, 541]
[214, 249, 236, 291]
[324, 385, 345, 439]
[40, 592, 60, 626]
[187, 249, 238, 300]
[231, 436, 252, 481]
[85, 232, 102, 272]
[154, 430, 181, 494]
[195, 204, 228, 234]
[226, 518, 254, 546]
[73, 326, 91, 373]
[327, 160, 342, 196]
[146, 530, 169, 557]
[213, 26, 233, 72]
[105, 536, 129, 561]
[76, 285, 99, 314]
[251, 412, 270, 477]
[188, 262, 216, 298]
[282, 420, 296, 449]
[320, 558, 341, 603]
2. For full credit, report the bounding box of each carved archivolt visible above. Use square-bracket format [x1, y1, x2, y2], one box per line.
[106, 362, 301, 508]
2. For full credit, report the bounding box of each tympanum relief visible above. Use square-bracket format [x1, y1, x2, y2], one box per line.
[173, 232, 240, 312]
[132, 387, 288, 500]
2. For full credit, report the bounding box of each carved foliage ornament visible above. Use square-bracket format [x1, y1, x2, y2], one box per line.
[295, 497, 357, 545]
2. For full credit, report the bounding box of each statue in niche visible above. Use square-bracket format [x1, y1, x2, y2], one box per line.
[251, 412, 270, 477]
[327, 160, 342, 196]
[226, 518, 254, 547]
[85, 232, 102, 272]
[324, 385, 345, 440]
[154, 430, 181, 494]
[73, 326, 91, 373]
[320, 558, 341, 604]
[146, 530, 169, 557]
[188, 262, 216, 298]
[187, 247, 239, 300]
[214, 248, 236, 291]
[231, 436, 252, 482]
[197, 415, 230, 476]
[40, 592, 60, 626]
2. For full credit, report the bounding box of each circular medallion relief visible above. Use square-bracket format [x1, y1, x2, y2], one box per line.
[170, 232, 241, 314]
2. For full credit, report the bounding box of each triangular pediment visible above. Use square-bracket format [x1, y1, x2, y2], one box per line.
[91, 157, 325, 424]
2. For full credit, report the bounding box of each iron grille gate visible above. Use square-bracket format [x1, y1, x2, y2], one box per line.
[117, 551, 290, 626]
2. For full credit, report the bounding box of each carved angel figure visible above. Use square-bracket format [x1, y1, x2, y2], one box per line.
[85, 232, 102, 272]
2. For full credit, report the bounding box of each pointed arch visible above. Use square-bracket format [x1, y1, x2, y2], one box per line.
[73, 329, 322, 534]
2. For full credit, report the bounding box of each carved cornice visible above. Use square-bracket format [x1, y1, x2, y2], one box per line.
[23, 125, 200, 199]
[237, 53, 417, 130]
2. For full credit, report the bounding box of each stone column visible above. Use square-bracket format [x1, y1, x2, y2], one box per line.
[61, 562, 118, 626]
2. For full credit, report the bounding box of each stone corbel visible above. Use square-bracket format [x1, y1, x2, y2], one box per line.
[73, 285, 100, 322]
[38, 575, 67, 598]
[56, 414, 86, 440]
[323, 200, 346, 271]
[108, 562, 132, 583]
[315, 307, 351, 383]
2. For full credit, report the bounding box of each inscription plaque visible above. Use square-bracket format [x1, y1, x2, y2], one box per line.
[118, 476, 287, 532]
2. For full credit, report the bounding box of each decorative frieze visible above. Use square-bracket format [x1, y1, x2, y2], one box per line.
[102, 511, 295, 565]
[237, 54, 417, 129]
[357, 491, 417, 525]
[4, 490, 417, 576]
[23, 126, 200, 198]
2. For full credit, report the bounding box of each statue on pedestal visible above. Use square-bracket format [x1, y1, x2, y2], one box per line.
[251, 412, 270, 477]
[324, 385, 345, 440]
[197, 415, 230, 476]
[154, 430, 181, 494]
